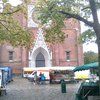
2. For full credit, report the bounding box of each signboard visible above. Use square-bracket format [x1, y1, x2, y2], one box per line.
[0, 70, 2, 87]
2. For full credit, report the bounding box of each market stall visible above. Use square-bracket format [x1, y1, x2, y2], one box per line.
[0, 69, 7, 95]
[73, 62, 99, 80]
[73, 62, 99, 100]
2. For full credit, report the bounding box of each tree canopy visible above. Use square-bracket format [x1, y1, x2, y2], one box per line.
[34, 0, 100, 44]
[78, 29, 96, 44]
[84, 51, 98, 64]
[0, 0, 33, 48]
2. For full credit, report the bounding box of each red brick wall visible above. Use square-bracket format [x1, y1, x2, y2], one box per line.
[0, 44, 28, 74]
[50, 19, 84, 66]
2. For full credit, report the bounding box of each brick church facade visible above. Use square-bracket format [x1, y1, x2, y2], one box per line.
[0, 1, 84, 74]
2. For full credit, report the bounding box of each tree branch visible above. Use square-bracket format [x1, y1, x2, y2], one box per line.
[59, 11, 94, 27]
[89, 0, 99, 24]
[0, 22, 11, 33]
[1, 9, 21, 15]
[81, 6, 90, 11]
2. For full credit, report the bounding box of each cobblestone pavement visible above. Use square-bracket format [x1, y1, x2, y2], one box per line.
[0, 77, 79, 100]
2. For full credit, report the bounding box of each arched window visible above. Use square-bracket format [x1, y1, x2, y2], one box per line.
[35, 52, 45, 67]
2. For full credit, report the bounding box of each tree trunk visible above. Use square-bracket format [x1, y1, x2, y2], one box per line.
[94, 24, 100, 95]
[89, 0, 100, 94]
[96, 35, 100, 95]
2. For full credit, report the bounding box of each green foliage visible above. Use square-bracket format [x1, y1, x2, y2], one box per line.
[23, 0, 31, 4]
[2, 0, 7, 3]
[84, 51, 98, 64]
[0, 1, 33, 48]
[45, 25, 65, 43]
[78, 29, 96, 44]
[35, 0, 73, 43]
[35, 0, 100, 44]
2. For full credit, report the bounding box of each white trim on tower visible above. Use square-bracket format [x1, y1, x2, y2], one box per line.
[29, 28, 52, 67]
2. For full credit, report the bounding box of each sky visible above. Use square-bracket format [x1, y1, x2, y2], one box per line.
[8, 0, 99, 53]
[8, 0, 22, 6]
[81, 22, 98, 53]
[81, 10, 100, 53]
[83, 43, 98, 53]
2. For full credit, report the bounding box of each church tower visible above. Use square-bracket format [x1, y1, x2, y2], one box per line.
[27, 0, 84, 68]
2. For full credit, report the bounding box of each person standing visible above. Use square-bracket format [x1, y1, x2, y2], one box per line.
[33, 71, 38, 85]
[39, 73, 46, 84]
[49, 73, 54, 84]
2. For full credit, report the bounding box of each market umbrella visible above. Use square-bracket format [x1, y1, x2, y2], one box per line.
[73, 62, 98, 72]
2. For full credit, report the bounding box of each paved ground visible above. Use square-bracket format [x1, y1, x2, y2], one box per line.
[0, 77, 79, 100]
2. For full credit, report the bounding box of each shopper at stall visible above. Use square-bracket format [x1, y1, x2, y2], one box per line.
[39, 73, 46, 84]
[33, 71, 38, 85]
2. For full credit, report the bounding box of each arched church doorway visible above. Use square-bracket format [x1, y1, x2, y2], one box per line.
[35, 52, 45, 67]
